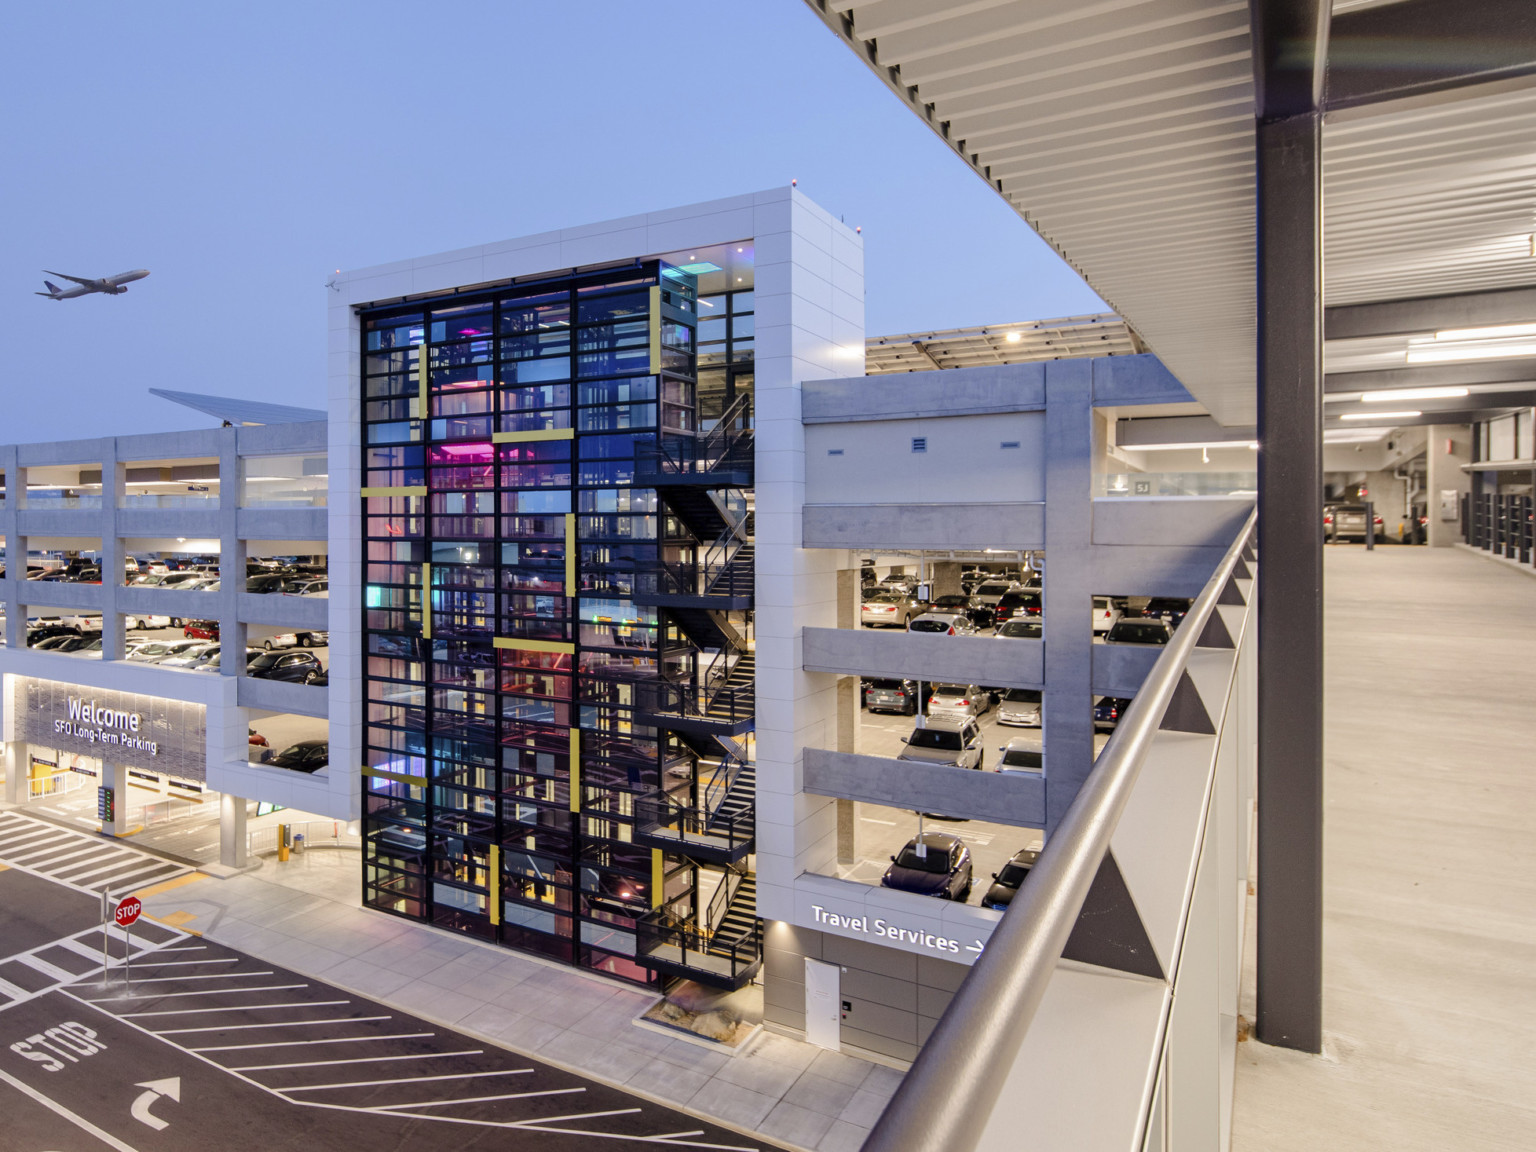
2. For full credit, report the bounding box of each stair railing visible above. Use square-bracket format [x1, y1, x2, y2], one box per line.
[701, 752, 748, 827]
[705, 866, 744, 940]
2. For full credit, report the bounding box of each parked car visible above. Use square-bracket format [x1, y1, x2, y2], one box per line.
[926, 683, 994, 722]
[158, 642, 218, 669]
[996, 689, 1042, 728]
[1324, 503, 1383, 542]
[864, 678, 923, 715]
[1094, 696, 1132, 731]
[295, 631, 329, 648]
[304, 666, 329, 687]
[246, 573, 294, 594]
[132, 639, 208, 664]
[878, 573, 916, 594]
[907, 611, 977, 636]
[267, 739, 329, 773]
[248, 728, 269, 748]
[128, 573, 175, 588]
[1105, 618, 1173, 646]
[33, 633, 84, 651]
[897, 717, 985, 770]
[860, 591, 927, 628]
[969, 579, 1016, 608]
[157, 571, 207, 589]
[124, 613, 172, 630]
[1092, 596, 1123, 635]
[247, 650, 322, 682]
[183, 620, 219, 640]
[992, 590, 1042, 626]
[994, 738, 1045, 774]
[26, 623, 81, 647]
[994, 618, 1042, 640]
[258, 632, 301, 651]
[65, 636, 105, 656]
[881, 833, 973, 901]
[1143, 598, 1192, 627]
[58, 612, 103, 633]
[288, 578, 329, 598]
[982, 847, 1041, 910]
[864, 677, 923, 715]
[928, 594, 973, 615]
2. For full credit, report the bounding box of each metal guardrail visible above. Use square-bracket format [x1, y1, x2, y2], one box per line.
[246, 819, 362, 858]
[862, 509, 1256, 1152]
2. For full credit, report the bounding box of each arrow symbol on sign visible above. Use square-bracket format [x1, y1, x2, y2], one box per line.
[966, 940, 985, 954]
[131, 1077, 181, 1130]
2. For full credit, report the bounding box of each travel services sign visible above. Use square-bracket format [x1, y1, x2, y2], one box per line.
[14, 677, 207, 781]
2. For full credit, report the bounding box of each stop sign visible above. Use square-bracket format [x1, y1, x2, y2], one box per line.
[114, 896, 142, 928]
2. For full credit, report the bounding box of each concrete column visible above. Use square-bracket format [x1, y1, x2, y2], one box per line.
[0, 447, 18, 649]
[104, 761, 129, 837]
[1426, 425, 1472, 548]
[931, 561, 962, 599]
[219, 428, 248, 674]
[835, 567, 859, 631]
[834, 566, 861, 863]
[220, 793, 248, 868]
[4, 741, 25, 806]
[1041, 359, 1096, 833]
[100, 449, 125, 661]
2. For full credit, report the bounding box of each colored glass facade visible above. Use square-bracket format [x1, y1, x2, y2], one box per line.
[357, 261, 720, 985]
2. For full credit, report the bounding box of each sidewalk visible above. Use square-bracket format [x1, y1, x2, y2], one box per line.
[139, 848, 903, 1151]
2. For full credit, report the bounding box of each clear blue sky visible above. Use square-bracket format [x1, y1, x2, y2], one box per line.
[0, 1, 1104, 442]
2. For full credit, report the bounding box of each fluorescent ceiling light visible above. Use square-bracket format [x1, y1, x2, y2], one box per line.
[1434, 323, 1536, 342]
[1406, 342, 1536, 364]
[1127, 440, 1259, 451]
[1360, 387, 1469, 403]
[1339, 410, 1419, 420]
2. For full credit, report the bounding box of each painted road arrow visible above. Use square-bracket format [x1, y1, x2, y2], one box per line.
[131, 1077, 180, 1130]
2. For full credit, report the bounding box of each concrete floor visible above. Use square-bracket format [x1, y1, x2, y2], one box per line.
[1231, 545, 1536, 1151]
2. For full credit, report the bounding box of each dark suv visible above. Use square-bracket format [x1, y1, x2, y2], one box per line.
[992, 590, 1042, 626]
[247, 650, 322, 682]
[881, 833, 973, 901]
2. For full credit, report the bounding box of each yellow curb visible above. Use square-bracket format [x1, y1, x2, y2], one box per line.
[133, 873, 206, 900]
[150, 910, 199, 929]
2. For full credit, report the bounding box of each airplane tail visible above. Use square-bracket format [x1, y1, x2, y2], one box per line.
[36, 281, 62, 298]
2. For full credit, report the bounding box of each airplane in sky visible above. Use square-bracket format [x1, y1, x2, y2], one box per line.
[35, 268, 150, 300]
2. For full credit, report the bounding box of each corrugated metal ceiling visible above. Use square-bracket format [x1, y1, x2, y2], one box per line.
[865, 312, 1138, 373]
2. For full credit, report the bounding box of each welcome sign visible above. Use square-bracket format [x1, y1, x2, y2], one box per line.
[15, 678, 206, 781]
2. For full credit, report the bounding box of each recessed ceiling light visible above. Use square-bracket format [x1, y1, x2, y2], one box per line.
[1433, 322, 1536, 341]
[1340, 410, 1420, 420]
[1361, 387, 1469, 403]
[1005, 332, 1021, 343]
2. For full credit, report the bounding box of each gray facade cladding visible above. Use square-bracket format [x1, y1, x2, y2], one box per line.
[14, 676, 208, 781]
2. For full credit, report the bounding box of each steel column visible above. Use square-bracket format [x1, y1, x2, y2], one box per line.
[1254, 109, 1325, 1053]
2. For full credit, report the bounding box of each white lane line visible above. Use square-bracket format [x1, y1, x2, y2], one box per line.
[506, 1108, 646, 1126]
[15, 955, 78, 982]
[191, 1032, 434, 1052]
[235, 1049, 484, 1072]
[277, 1068, 533, 1092]
[120, 999, 352, 1018]
[120, 958, 239, 970]
[371, 1087, 586, 1111]
[149, 945, 208, 953]
[0, 1064, 144, 1152]
[157, 1016, 393, 1035]
[77, 970, 275, 986]
[17, 843, 108, 869]
[84, 983, 309, 1003]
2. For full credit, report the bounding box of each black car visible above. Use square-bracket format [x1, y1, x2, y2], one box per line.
[247, 650, 322, 682]
[881, 832, 973, 901]
[1105, 619, 1172, 645]
[995, 618, 1042, 640]
[1094, 696, 1132, 731]
[1143, 598, 1192, 626]
[26, 623, 81, 647]
[992, 590, 1042, 626]
[928, 594, 972, 614]
[304, 666, 329, 687]
[246, 573, 295, 594]
[982, 847, 1041, 910]
[267, 740, 329, 773]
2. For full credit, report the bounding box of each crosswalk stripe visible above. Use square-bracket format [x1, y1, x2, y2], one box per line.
[15, 955, 79, 982]
[0, 977, 32, 1000]
[21, 844, 110, 869]
[52, 857, 144, 883]
[0, 834, 79, 860]
[85, 862, 183, 890]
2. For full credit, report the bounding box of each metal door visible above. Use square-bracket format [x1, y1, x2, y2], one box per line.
[804, 958, 840, 1051]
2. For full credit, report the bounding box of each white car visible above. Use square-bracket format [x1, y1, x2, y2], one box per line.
[58, 612, 103, 633]
[259, 633, 300, 651]
[158, 642, 218, 668]
[288, 577, 329, 598]
[1092, 596, 1123, 635]
[907, 611, 977, 636]
[128, 639, 204, 663]
[994, 738, 1044, 775]
[897, 717, 985, 770]
[996, 689, 1042, 727]
[124, 613, 172, 630]
[926, 683, 995, 722]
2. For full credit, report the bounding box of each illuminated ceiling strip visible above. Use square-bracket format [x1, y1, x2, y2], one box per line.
[490, 428, 575, 444]
[360, 486, 427, 498]
[492, 637, 575, 655]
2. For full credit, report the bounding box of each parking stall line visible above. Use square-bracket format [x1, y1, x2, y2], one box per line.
[233, 1049, 486, 1072]
[123, 957, 238, 969]
[155, 1016, 394, 1035]
[119, 999, 353, 1018]
[277, 1068, 534, 1092]
[371, 1087, 589, 1111]
[190, 1032, 435, 1052]
[76, 969, 277, 986]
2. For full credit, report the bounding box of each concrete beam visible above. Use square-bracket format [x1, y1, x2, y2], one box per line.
[803, 502, 1045, 552]
[1324, 286, 1536, 341]
[802, 362, 1046, 424]
[804, 749, 1046, 828]
[802, 627, 1044, 690]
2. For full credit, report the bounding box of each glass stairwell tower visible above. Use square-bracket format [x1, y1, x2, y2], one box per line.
[358, 256, 761, 990]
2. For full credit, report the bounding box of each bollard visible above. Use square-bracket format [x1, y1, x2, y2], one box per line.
[277, 822, 290, 863]
[1365, 500, 1375, 551]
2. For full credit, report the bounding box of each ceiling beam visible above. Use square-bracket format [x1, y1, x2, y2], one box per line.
[1325, 402, 1535, 429]
[1325, 358, 1536, 392]
[1325, 286, 1536, 340]
[1326, 0, 1536, 110]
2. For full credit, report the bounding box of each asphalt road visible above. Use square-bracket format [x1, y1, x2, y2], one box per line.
[0, 868, 780, 1152]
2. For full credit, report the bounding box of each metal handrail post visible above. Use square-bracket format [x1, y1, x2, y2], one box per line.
[861, 510, 1255, 1152]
